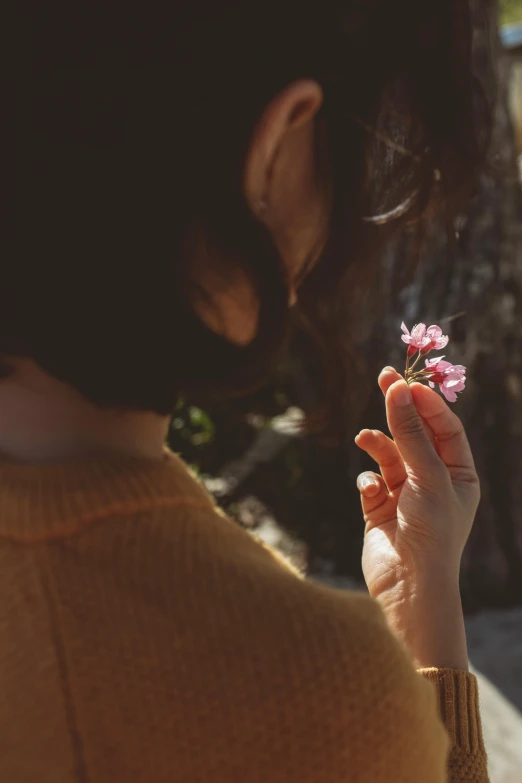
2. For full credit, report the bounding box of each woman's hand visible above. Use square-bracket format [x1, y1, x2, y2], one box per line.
[355, 367, 480, 671]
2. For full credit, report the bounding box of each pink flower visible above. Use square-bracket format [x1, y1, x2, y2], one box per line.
[401, 322, 449, 357]
[423, 325, 449, 354]
[424, 357, 466, 403]
[401, 322, 431, 357]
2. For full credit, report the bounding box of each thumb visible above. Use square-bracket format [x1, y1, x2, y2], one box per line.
[386, 380, 441, 475]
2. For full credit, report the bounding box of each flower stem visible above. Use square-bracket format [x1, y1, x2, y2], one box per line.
[408, 351, 423, 372]
[405, 350, 424, 384]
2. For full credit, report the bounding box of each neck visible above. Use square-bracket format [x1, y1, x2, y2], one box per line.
[0, 360, 170, 463]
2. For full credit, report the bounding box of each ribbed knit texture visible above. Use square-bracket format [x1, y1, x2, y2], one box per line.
[422, 668, 487, 780]
[0, 448, 488, 782]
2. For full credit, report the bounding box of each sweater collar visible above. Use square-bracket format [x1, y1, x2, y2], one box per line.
[0, 447, 215, 542]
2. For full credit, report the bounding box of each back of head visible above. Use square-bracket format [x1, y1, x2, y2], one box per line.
[12, 1, 490, 415]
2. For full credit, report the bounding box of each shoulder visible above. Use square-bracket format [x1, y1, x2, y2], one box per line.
[50, 499, 449, 781]
[161, 501, 442, 710]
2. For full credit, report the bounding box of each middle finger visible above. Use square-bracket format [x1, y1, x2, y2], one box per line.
[355, 429, 407, 492]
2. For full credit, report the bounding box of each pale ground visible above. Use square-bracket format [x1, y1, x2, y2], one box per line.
[467, 608, 522, 783]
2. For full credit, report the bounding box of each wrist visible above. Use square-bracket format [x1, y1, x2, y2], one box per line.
[374, 574, 469, 671]
[368, 563, 461, 613]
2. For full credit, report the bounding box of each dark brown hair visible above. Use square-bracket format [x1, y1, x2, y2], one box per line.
[12, 1, 490, 415]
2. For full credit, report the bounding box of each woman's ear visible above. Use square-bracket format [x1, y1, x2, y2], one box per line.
[243, 80, 323, 220]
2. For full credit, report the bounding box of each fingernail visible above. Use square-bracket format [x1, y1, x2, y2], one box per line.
[382, 366, 395, 373]
[361, 476, 378, 490]
[395, 382, 412, 407]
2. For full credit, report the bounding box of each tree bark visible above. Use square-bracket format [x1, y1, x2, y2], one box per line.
[348, 2, 522, 609]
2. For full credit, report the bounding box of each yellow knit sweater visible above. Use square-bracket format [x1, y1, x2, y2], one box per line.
[0, 448, 488, 782]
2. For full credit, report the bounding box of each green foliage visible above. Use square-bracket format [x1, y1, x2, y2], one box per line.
[170, 399, 215, 449]
[501, 0, 522, 25]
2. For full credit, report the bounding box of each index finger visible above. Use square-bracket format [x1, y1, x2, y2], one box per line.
[410, 382, 476, 473]
[378, 367, 402, 396]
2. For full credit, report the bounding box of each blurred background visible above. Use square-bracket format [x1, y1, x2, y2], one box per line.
[170, 2, 522, 780]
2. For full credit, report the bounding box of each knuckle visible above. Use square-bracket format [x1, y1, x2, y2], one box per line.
[437, 421, 465, 444]
[452, 468, 481, 492]
[436, 406, 463, 429]
[366, 494, 389, 512]
[394, 412, 425, 440]
[375, 454, 399, 469]
[453, 467, 479, 484]
[387, 477, 406, 492]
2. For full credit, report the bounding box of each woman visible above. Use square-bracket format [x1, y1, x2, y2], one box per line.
[8, 2, 489, 781]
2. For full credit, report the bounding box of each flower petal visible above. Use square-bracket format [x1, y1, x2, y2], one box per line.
[434, 336, 449, 349]
[411, 323, 426, 341]
[401, 322, 410, 335]
[425, 356, 446, 368]
[445, 380, 466, 392]
[440, 385, 458, 402]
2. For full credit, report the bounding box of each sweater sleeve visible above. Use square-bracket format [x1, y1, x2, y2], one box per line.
[420, 668, 489, 782]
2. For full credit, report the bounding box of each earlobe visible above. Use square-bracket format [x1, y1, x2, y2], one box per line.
[255, 197, 268, 219]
